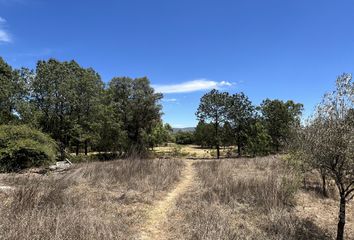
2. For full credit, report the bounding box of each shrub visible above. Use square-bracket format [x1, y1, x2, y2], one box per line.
[0, 125, 57, 172]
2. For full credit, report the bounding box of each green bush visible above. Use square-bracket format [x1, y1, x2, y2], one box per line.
[0, 125, 57, 172]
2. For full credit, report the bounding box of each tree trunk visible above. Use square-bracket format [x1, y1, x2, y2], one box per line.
[321, 173, 328, 197]
[215, 119, 220, 159]
[76, 144, 79, 156]
[237, 142, 241, 157]
[336, 196, 346, 240]
[84, 140, 88, 156]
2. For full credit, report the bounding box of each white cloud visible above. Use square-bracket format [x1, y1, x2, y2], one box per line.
[154, 79, 233, 94]
[0, 17, 11, 43]
[162, 98, 178, 102]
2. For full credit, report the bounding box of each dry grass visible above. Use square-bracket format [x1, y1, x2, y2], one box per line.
[167, 156, 333, 240]
[295, 183, 354, 239]
[154, 144, 234, 158]
[0, 158, 184, 240]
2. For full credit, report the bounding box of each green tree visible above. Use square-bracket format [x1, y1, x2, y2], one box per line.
[69, 66, 105, 155]
[93, 101, 126, 154]
[246, 117, 271, 156]
[227, 92, 254, 156]
[0, 57, 26, 124]
[174, 131, 194, 145]
[148, 122, 172, 149]
[196, 89, 229, 159]
[194, 120, 215, 148]
[220, 121, 234, 148]
[13, 67, 36, 125]
[108, 77, 163, 155]
[260, 99, 303, 152]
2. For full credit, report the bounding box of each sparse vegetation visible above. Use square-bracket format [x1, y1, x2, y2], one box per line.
[0, 158, 184, 240]
[167, 157, 335, 240]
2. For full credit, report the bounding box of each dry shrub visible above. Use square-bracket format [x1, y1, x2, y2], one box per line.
[0, 158, 183, 240]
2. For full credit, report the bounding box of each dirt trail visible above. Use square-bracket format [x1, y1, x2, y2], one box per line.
[140, 160, 195, 240]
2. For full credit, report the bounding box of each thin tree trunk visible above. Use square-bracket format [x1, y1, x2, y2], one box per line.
[321, 173, 328, 197]
[215, 119, 220, 159]
[237, 142, 241, 157]
[84, 140, 88, 156]
[336, 196, 346, 240]
[76, 144, 79, 156]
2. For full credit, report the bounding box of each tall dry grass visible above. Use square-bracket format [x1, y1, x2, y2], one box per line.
[0, 158, 183, 240]
[168, 156, 331, 240]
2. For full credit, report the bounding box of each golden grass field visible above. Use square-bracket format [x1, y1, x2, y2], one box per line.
[0, 153, 352, 240]
[153, 144, 234, 158]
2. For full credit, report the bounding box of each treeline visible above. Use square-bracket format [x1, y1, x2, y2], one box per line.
[0, 57, 163, 159]
[195, 90, 303, 158]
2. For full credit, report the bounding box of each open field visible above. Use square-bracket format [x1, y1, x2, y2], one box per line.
[154, 144, 235, 158]
[0, 156, 352, 240]
[165, 156, 353, 240]
[0, 158, 184, 240]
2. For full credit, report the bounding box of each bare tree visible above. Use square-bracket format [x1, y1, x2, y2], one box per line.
[300, 74, 353, 240]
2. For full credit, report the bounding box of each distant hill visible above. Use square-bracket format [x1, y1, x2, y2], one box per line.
[172, 127, 195, 133]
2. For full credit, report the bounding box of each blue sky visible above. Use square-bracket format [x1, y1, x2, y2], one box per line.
[1, 0, 354, 127]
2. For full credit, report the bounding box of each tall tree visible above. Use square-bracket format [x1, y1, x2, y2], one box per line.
[227, 92, 254, 156]
[32, 59, 84, 158]
[69, 66, 105, 155]
[13, 67, 36, 125]
[108, 77, 163, 154]
[0, 57, 25, 124]
[196, 89, 229, 159]
[260, 99, 303, 152]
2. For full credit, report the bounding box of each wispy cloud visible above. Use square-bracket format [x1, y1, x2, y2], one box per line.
[154, 79, 233, 94]
[0, 17, 11, 43]
[162, 98, 178, 102]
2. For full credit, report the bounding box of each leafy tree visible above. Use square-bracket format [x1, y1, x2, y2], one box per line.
[108, 77, 163, 154]
[174, 131, 194, 145]
[69, 66, 105, 155]
[260, 99, 303, 152]
[93, 102, 126, 154]
[297, 74, 353, 240]
[13, 67, 36, 124]
[0, 57, 26, 124]
[220, 121, 234, 148]
[196, 89, 229, 159]
[227, 92, 254, 156]
[246, 118, 271, 156]
[194, 120, 215, 148]
[0, 125, 57, 172]
[148, 122, 172, 149]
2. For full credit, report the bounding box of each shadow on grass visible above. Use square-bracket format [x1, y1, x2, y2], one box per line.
[295, 218, 332, 240]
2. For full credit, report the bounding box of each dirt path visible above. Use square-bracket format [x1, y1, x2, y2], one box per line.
[140, 160, 195, 240]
